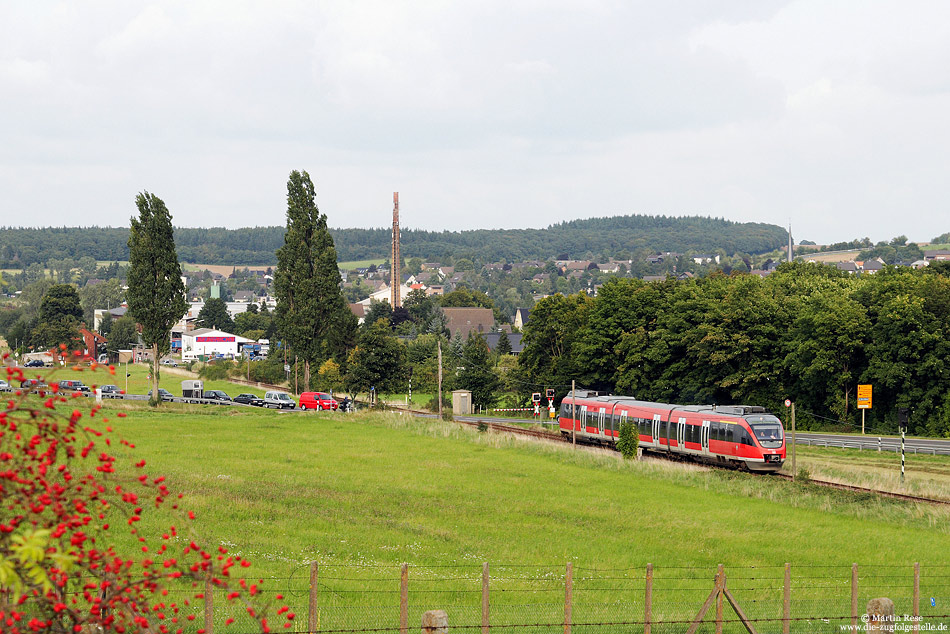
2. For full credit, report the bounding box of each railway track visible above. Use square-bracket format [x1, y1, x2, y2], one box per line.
[450, 414, 950, 507]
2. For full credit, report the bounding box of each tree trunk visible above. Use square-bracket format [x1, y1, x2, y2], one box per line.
[151, 343, 160, 406]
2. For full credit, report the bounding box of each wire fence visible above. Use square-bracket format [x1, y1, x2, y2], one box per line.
[138, 561, 950, 634]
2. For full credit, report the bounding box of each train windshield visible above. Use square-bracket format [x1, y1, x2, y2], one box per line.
[748, 417, 784, 448]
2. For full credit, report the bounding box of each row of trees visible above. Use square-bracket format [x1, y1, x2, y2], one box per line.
[517, 262, 950, 436]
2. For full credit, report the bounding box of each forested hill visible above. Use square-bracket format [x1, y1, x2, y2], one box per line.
[0, 216, 787, 267]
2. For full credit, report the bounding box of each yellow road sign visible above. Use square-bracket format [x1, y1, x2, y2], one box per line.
[857, 384, 872, 409]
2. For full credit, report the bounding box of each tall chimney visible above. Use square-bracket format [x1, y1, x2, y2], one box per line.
[391, 192, 401, 308]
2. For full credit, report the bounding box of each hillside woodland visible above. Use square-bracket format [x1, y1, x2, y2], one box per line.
[0, 215, 787, 266]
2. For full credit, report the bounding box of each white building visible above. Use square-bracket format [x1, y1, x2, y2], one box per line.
[181, 328, 255, 361]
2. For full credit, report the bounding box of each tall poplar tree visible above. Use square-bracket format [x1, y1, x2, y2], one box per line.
[127, 192, 187, 405]
[275, 170, 356, 388]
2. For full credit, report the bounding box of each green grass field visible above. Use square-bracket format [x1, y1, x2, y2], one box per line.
[88, 404, 950, 569]
[14, 373, 950, 631]
[337, 258, 386, 270]
[74, 404, 947, 631]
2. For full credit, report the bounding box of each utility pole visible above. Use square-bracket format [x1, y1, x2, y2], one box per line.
[791, 402, 796, 481]
[437, 339, 443, 419]
[571, 380, 576, 447]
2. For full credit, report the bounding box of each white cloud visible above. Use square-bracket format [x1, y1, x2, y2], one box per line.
[0, 1, 949, 244]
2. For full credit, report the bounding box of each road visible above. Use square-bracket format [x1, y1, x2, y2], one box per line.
[793, 432, 950, 456]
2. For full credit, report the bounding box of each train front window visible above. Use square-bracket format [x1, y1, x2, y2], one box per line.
[749, 421, 784, 448]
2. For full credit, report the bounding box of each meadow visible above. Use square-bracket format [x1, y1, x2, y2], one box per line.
[72, 401, 947, 631]
[14, 363, 950, 631]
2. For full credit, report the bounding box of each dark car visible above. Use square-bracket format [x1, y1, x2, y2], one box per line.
[234, 393, 265, 407]
[21, 378, 47, 390]
[99, 384, 121, 398]
[203, 389, 232, 403]
[148, 388, 174, 402]
[58, 379, 91, 393]
[25, 359, 45, 367]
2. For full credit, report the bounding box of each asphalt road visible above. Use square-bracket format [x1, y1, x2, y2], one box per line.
[792, 432, 950, 456]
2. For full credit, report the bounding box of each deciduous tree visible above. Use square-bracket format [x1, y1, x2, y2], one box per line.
[275, 170, 357, 388]
[196, 297, 236, 332]
[126, 191, 188, 405]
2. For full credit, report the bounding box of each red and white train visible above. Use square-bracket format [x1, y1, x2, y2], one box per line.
[558, 391, 786, 472]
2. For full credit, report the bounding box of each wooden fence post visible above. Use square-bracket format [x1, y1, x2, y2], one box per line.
[851, 564, 859, 631]
[644, 563, 653, 634]
[914, 562, 920, 634]
[481, 563, 490, 634]
[205, 575, 213, 634]
[401, 563, 409, 634]
[564, 562, 573, 634]
[783, 563, 791, 634]
[716, 564, 724, 634]
[309, 562, 319, 633]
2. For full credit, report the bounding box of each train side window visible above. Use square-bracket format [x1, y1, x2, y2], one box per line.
[738, 427, 754, 446]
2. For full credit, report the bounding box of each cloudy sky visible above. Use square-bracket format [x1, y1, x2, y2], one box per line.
[3, 1, 950, 244]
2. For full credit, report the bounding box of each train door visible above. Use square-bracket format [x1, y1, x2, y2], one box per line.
[598, 408, 606, 435]
[701, 420, 711, 455]
[580, 405, 588, 433]
[652, 414, 661, 447]
[676, 417, 686, 451]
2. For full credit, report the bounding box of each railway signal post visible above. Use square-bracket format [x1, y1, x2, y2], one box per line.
[899, 407, 909, 484]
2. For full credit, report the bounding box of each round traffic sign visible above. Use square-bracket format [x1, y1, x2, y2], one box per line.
[784, 399, 791, 408]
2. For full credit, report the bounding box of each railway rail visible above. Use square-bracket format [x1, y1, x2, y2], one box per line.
[454, 414, 950, 507]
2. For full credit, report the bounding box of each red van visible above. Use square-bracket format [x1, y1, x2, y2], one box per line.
[299, 392, 339, 411]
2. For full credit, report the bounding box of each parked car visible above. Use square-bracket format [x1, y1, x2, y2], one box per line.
[148, 388, 174, 402]
[160, 358, 179, 367]
[263, 391, 296, 409]
[24, 359, 45, 367]
[58, 379, 91, 393]
[0, 379, 10, 392]
[234, 393, 265, 407]
[21, 378, 47, 390]
[99, 384, 121, 398]
[299, 392, 339, 411]
[203, 389, 231, 402]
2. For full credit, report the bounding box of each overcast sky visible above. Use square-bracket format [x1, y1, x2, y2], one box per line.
[3, 1, 950, 244]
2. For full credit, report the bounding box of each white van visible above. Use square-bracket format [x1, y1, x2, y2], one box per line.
[263, 391, 296, 409]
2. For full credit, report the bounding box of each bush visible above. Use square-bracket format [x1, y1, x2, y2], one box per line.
[617, 420, 639, 459]
[426, 394, 452, 414]
[197, 359, 234, 381]
[0, 348, 293, 632]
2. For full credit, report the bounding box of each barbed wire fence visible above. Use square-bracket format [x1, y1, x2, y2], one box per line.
[148, 561, 950, 634]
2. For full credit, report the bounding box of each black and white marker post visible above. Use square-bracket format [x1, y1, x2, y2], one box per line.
[899, 407, 909, 484]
